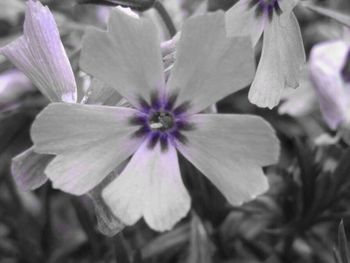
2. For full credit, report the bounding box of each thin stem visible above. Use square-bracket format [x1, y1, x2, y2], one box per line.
[153, 0, 177, 38]
[41, 185, 52, 259]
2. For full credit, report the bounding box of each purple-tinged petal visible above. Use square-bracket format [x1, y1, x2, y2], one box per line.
[31, 103, 144, 195]
[103, 141, 190, 232]
[249, 12, 305, 109]
[80, 8, 165, 108]
[167, 11, 255, 115]
[11, 147, 51, 191]
[0, 0, 77, 103]
[225, 0, 266, 46]
[177, 114, 279, 206]
[86, 78, 122, 106]
[310, 40, 349, 76]
[0, 69, 34, 109]
[96, 6, 111, 25]
[309, 40, 350, 130]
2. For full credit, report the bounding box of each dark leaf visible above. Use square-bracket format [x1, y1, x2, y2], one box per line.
[186, 213, 214, 263]
[334, 248, 342, 263]
[294, 138, 317, 216]
[338, 220, 350, 263]
[70, 196, 101, 258]
[332, 148, 350, 195]
[141, 223, 190, 259]
[113, 233, 132, 263]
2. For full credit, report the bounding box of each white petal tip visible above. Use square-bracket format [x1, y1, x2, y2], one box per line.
[229, 176, 269, 207]
[248, 91, 280, 109]
[146, 199, 191, 232]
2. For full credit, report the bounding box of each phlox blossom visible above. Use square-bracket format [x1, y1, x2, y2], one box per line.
[31, 8, 280, 231]
[225, 0, 306, 108]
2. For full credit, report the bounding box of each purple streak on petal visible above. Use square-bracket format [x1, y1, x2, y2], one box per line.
[150, 91, 162, 110]
[147, 132, 161, 149]
[0, 0, 77, 103]
[159, 133, 169, 152]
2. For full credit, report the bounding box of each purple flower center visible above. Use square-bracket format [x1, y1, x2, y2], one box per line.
[130, 92, 195, 151]
[248, 0, 282, 19]
[341, 49, 350, 83]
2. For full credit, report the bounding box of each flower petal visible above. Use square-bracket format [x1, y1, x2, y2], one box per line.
[225, 0, 266, 46]
[31, 103, 143, 195]
[309, 40, 350, 129]
[80, 8, 165, 108]
[279, 13, 306, 88]
[11, 147, 51, 191]
[0, 69, 34, 110]
[177, 114, 279, 205]
[249, 12, 305, 109]
[279, 0, 299, 13]
[103, 141, 191, 232]
[0, 0, 77, 103]
[167, 11, 255, 114]
[86, 78, 122, 106]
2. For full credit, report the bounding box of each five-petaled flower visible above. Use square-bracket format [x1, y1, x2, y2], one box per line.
[225, 0, 306, 109]
[31, 8, 280, 231]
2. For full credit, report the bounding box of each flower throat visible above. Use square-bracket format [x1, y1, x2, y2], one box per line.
[129, 92, 195, 152]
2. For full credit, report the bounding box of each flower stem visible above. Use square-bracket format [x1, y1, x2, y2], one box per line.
[153, 0, 177, 38]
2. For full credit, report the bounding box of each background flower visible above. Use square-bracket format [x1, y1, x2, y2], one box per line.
[309, 39, 350, 130]
[0, 0, 78, 191]
[226, 0, 306, 109]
